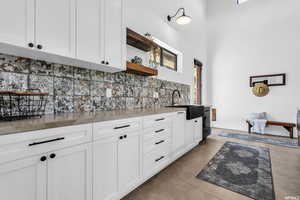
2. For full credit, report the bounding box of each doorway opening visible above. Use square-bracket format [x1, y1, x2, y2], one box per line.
[193, 59, 202, 104]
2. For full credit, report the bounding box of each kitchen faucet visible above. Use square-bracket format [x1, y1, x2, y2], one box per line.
[171, 89, 181, 106]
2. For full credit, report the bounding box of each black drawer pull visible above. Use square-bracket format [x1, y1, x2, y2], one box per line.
[177, 112, 185, 114]
[114, 125, 130, 129]
[155, 140, 165, 145]
[155, 129, 165, 133]
[29, 137, 65, 146]
[155, 118, 165, 121]
[155, 156, 165, 162]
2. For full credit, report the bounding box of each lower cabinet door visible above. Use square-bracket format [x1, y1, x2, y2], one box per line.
[93, 137, 119, 200]
[172, 112, 186, 153]
[47, 144, 92, 200]
[194, 117, 203, 142]
[118, 133, 140, 195]
[185, 120, 195, 149]
[0, 155, 47, 200]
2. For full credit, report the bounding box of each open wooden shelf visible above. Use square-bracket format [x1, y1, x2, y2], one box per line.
[127, 28, 158, 52]
[126, 62, 158, 76]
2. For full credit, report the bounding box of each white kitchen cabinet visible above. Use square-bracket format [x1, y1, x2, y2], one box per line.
[0, 154, 47, 200]
[93, 137, 118, 200]
[194, 117, 203, 142]
[0, 0, 125, 72]
[0, 0, 34, 48]
[0, 123, 92, 200]
[118, 132, 140, 194]
[172, 111, 186, 158]
[0, 111, 205, 200]
[184, 117, 203, 152]
[185, 117, 203, 151]
[103, 0, 125, 69]
[93, 122, 141, 200]
[47, 144, 92, 200]
[35, 0, 76, 57]
[76, 0, 104, 63]
[185, 119, 195, 150]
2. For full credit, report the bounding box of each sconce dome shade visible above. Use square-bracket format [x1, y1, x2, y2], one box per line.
[176, 14, 192, 25]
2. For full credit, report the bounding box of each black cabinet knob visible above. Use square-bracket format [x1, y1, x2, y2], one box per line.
[40, 156, 47, 162]
[37, 44, 43, 49]
[195, 120, 198, 123]
[28, 43, 34, 48]
[119, 136, 123, 140]
[106, 62, 109, 65]
[49, 153, 56, 159]
[101, 61, 105, 64]
[124, 135, 127, 138]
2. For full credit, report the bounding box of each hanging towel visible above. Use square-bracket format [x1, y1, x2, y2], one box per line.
[251, 119, 267, 134]
[247, 112, 267, 134]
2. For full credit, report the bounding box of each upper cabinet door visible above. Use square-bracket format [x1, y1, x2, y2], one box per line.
[35, 0, 75, 57]
[47, 144, 92, 200]
[0, 155, 47, 200]
[0, 0, 34, 47]
[76, 0, 104, 63]
[103, 0, 125, 70]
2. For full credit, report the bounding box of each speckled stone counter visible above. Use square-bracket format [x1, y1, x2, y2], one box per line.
[0, 107, 186, 136]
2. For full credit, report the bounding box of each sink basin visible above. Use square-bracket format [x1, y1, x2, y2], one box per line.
[166, 105, 204, 120]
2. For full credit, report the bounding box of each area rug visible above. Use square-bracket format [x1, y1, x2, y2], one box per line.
[219, 132, 299, 149]
[197, 142, 275, 200]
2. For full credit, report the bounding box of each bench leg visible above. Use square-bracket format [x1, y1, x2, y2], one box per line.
[283, 126, 294, 139]
[248, 123, 252, 134]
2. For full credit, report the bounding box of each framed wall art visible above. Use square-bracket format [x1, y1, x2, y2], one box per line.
[250, 73, 286, 87]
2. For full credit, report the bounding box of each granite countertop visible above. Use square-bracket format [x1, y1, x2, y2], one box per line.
[0, 107, 186, 136]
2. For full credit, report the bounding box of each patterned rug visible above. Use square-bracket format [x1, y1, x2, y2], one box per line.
[197, 142, 275, 200]
[219, 132, 299, 149]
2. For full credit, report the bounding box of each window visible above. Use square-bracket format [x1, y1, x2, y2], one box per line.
[150, 37, 182, 72]
[160, 48, 177, 71]
[193, 59, 202, 104]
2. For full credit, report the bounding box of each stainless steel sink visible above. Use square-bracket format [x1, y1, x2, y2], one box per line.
[166, 105, 204, 120]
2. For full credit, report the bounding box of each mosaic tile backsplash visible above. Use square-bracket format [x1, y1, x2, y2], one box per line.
[0, 54, 190, 114]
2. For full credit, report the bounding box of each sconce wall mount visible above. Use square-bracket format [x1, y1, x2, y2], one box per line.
[167, 8, 192, 25]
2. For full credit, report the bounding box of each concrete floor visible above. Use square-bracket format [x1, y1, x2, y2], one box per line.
[122, 128, 300, 200]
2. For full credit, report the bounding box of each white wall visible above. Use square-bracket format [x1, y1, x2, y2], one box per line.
[126, 0, 210, 104]
[207, 0, 300, 137]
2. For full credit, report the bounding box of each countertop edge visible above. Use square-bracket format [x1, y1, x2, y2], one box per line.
[0, 108, 187, 137]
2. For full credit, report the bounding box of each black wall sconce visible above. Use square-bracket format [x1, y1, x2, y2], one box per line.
[167, 8, 192, 25]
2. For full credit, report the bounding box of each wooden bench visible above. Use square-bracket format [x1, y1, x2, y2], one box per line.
[246, 120, 296, 138]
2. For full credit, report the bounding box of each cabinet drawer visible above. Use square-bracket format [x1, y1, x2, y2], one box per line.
[143, 144, 170, 177]
[142, 113, 172, 129]
[93, 118, 142, 140]
[143, 134, 170, 155]
[0, 124, 92, 163]
[143, 126, 170, 142]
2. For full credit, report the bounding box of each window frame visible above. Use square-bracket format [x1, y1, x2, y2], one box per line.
[160, 47, 178, 71]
